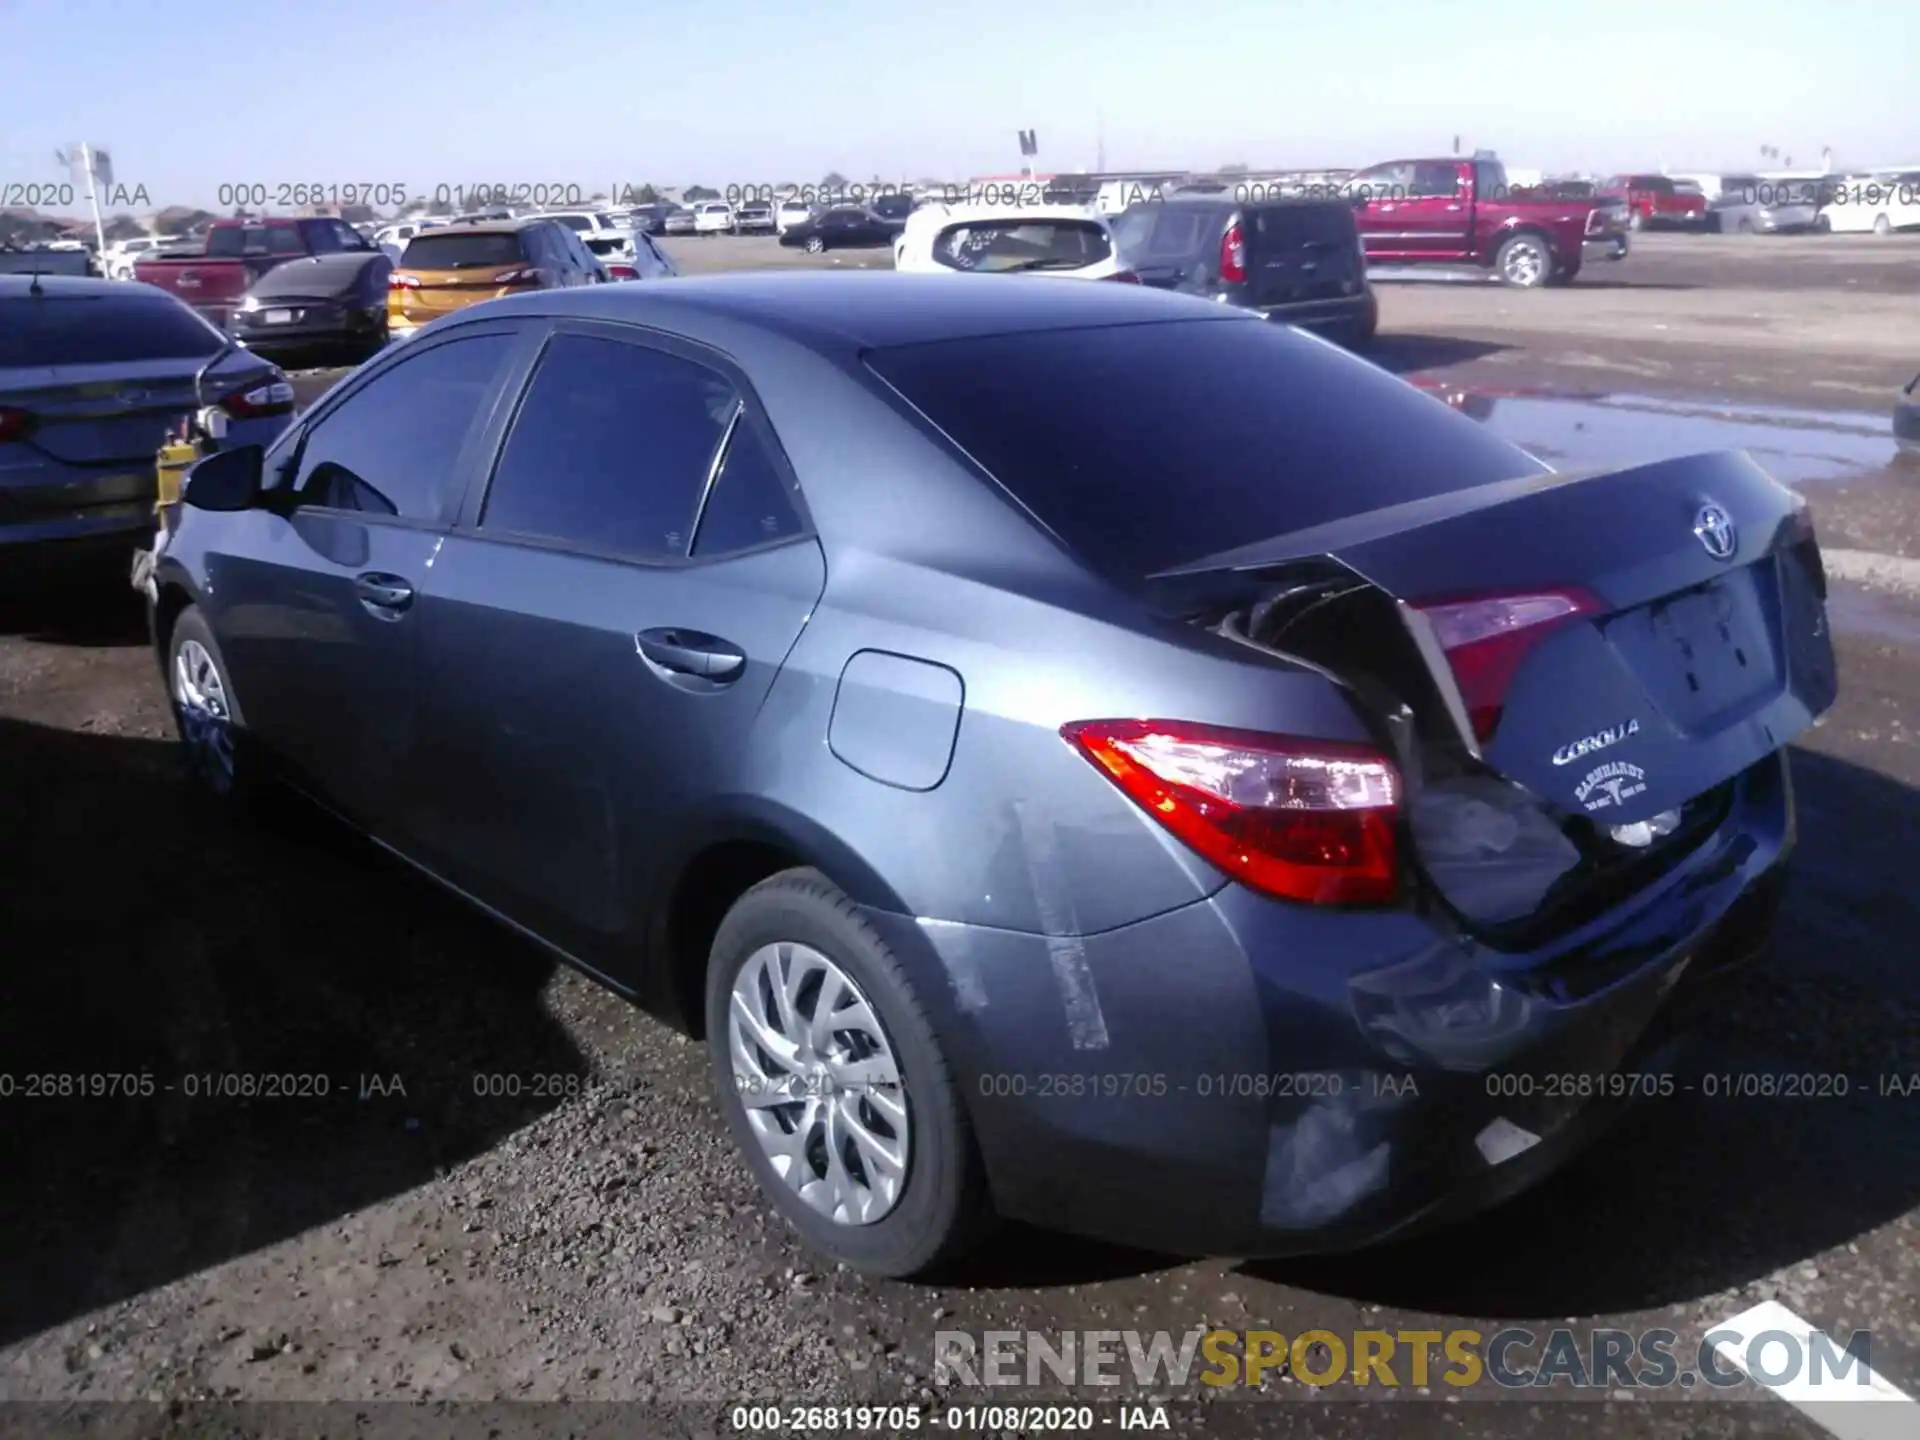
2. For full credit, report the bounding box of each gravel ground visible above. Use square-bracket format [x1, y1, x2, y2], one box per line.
[2, 234, 1918, 1440]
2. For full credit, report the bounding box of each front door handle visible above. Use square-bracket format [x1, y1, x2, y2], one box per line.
[354, 572, 414, 615]
[636, 627, 746, 682]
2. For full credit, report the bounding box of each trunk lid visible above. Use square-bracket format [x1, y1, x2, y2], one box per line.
[1240, 202, 1366, 307]
[1155, 449, 1837, 825]
[0, 356, 275, 466]
[392, 267, 536, 323]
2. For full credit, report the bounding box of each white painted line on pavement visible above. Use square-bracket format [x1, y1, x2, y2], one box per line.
[1822, 549, 1920, 598]
[1708, 1299, 1917, 1440]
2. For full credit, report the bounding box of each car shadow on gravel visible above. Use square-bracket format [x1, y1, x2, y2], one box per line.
[0, 714, 593, 1349]
[1245, 746, 1920, 1319]
[1365, 334, 1513, 375]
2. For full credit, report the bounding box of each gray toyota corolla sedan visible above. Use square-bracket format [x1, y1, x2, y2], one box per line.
[147, 273, 1837, 1277]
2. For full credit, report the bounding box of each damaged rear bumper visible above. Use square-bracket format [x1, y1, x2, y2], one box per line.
[861, 751, 1793, 1258]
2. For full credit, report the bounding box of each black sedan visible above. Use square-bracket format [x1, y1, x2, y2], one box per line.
[230, 251, 393, 365]
[777, 206, 898, 254]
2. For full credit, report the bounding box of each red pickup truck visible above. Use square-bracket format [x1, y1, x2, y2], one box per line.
[133, 215, 376, 328]
[1344, 156, 1629, 287]
[1602, 174, 1709, 231]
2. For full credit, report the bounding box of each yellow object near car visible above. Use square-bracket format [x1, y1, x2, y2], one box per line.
[156, 440, 200, 512]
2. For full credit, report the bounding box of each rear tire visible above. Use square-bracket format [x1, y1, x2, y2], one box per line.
[804, 235, 826, 254]
[1628, 211, 1646, 232]
[705, 868, 995, 1279]
[1495, 232, 1552, 288]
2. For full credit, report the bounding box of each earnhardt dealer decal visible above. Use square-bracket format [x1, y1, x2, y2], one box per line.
[1575, 761, 1647, 813]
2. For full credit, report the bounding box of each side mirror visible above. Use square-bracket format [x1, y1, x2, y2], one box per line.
[182, 444, 264, 511]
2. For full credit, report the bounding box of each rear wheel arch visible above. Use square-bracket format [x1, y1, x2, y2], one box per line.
[653, 810, 914, 1040]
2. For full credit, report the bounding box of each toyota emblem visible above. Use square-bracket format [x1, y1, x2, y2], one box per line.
[1693, 502, 1737, 561]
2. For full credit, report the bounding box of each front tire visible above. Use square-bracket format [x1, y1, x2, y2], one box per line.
[706, 868, 994, 1278]
[167, 605, 270, 815]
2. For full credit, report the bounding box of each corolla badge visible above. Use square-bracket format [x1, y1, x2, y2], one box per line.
[1552, 717, 1640, 767]
[1576, 761, 1647, 813]
[1694, 501, 1737, 561]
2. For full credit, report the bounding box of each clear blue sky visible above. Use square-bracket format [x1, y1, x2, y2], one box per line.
[1, 0, 1908, 213]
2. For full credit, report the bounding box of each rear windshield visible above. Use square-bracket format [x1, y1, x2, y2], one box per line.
[1112, 204, 1217, 262]
[399, 232, 526, 269]
[930, 218, 1112, 272]
[872, 194, 914, 220]
[0, 294, 223, 367]
[866, 319, 1544, 584]
[1244, 202, 1357, 247]
[584, 236, 627, 255]
[553, 215, 593, 231]
[205, 225, 306, 258]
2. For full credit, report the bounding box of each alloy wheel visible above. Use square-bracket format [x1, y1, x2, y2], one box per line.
[1503, 240, 1547, 287]
[727, 941, 910, 1225]
[173, 638, 235, 793]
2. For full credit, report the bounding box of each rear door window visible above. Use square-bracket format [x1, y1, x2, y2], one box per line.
[865, 318, 1543, 586]
[293, 332, 516, 520]
[931, 218, 1112, 272]
[0, 294, 224, 366]
[479, 332, 736, 558]
[691, 419, 806, 557]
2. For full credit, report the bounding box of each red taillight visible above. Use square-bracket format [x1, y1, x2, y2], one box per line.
[389, 272, 420, 290]
[1061, 719, 1401, 906]
[1105, 269, 1141, 283]
[1412, 588, 1605, 744]
[1219, 222, 1247, 284]
[0, 406, 31, 443]
[220, 378, 295, 419]
[608, 264, 637, 279]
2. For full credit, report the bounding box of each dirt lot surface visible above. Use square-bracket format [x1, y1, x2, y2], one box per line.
[3, 230, 1918, 1440]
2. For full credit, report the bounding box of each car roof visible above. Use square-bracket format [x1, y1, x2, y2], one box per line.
[429, 218, 544, 235]
[474, 270, 1241, 351]
[0, 275, 136, 298]
[912, 203, 1105, 226]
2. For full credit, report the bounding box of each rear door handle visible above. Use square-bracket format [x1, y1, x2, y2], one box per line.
[354, 572, 414, 615]
[636, 627, 746, 682]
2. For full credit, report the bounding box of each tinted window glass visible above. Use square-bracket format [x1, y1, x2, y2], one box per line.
[294, 333, 514, 520]
[932, 219, 1112, 272]
[481, 334, 734, 556]
[400, 232, 525, 269]
[692, 420, 805, 556]
[0, 294, 222, 366]
[871, 194, 914, 220]
[866, 319, 1544, 585]
[1113, 205, 1214, 262]
[1410, 162, 1459, 198]
[205, 225, 304, 257]
[1246, 202, 1356, 250]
